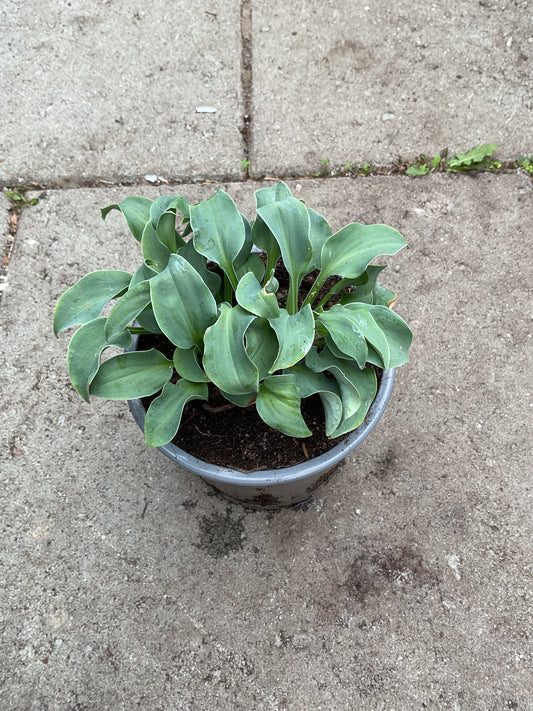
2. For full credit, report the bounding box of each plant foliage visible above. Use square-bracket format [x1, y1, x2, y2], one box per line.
[54, 183, 412, 447]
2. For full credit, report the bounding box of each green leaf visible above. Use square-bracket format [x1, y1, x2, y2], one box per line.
[190, 189, 245, 287]
[173, 346, 208, 382]
[256, 374, 311, 437]
[319, 223, 407, 282]
[334, 265, 385, 306]
[447, 143, 497, 170]
[251, 217, 281, 273]
[268, 305, 315, 372]
[54, 270, 131, 335]
[129, 262, 158, 288]
[234, 252, 266, 283]
[101, 197, 152, 241]
[177, 240, 222, 297]
[317, 307, 369, 369]
[150, 195, 190, 227]
[285, 362, 343, 436]
[305, 346, 362, 420]
[320, 304, 390, 369]
[245, 318, 279, 379]
[67, 318, 131, 402]
[347, 303, 412, 367]
[251, 184, 293, 275]
[141, 220, 171, 272]
[135, 307, 163, 334]
[220, 390, 256, 407]
[89, 348, 173, 399]
[236, 271, 280, 319]
[257, 197, 313, 312]
[105, 280, 151, 344]
[150, 254, 218, 348]
[406, 163, 430, 177]
[331, 365, 377, 437]
[373, 284, 397, 308]
[203, 304, 259, 395]
[144, 380, 208, 447]
[254, 181, 293, 208]
[308, 207, 332, 270]
[233, 214, 254, 270]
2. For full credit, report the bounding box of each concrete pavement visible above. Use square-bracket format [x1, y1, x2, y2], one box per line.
[1, 1, 532, 709]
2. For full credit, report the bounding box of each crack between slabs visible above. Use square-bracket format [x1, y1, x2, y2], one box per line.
[240, 0, 253, 177]
[0, 162, 528, 194]
[0, 202, 17, 307]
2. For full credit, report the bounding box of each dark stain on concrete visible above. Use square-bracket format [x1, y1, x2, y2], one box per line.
[197, 507, 246, 559]
[344, 545, 435, 601]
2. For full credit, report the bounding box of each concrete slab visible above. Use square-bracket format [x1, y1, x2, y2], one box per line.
[1, 174, 532, 709]
[251, 1, 533, 174]
[0, 1, 244, 184]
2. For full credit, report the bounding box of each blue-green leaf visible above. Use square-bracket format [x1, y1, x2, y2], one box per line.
[149, 195, 190, 227]
[141, 220, 171, 272]
[308, 207, 332, 270]
[173, 345, 208, 383]
[150, 254, 218, 348]
[234, 252, 266, 283]
[233, 214, 254, 270]
[305, 347, 362, 420]
[220, 390, 256, 407]
[135, 307, 163, 334]
[190, 190, 245, 287]
[257, 197, 313, 311]
[203, 304, 258, 395]
[268, 305, 314, 371]
[67, 318, 131, 402]
[331, 365, 377, 437]
[256, 374, 311, 438]
[338, 265, 387, 305]
[144, 380, 208, 447]
[54, 270, 131, 335]
[177, 240, 222, 297]
[245, 318, 279, 379]
[105, 280, 151, 344]
[129, 262, 158, 288]
[236, 272, 280, 319]
[254, 181, 293, 209]
[347, 303, 412, 367]
[317, 307, 369, 369]
[285, 362, 343, 436]
[89, 348, 173, 399]
[101, 197, 152, 241]
[319, 223, 406, 282]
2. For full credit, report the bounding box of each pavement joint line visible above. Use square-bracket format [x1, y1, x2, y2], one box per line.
[0, 159, 531, 194]
[240, 0, 253, 178]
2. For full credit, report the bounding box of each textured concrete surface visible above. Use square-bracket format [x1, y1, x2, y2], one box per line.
[0, 0, 244, 183]
[251, 0, 533, 173]
[1, 174, 532, 710]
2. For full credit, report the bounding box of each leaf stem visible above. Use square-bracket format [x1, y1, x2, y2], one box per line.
[302, 272, 326, 309]
[315, 277, 350, 310]
[224, 275, 233, 303]
[287, 277, 299, 315]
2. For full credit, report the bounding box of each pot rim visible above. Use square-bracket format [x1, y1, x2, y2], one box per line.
[128, 368, 395, 487]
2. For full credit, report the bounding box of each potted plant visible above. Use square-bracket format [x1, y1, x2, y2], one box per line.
[54, 182, 412, 508]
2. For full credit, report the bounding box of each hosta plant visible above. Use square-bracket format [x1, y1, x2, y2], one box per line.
[54, 182, 412, 449]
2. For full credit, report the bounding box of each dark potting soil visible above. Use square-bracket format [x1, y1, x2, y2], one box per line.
[137, 262, 378, 471]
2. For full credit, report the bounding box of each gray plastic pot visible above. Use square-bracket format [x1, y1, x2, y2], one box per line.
[128, 367, 396, 509]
